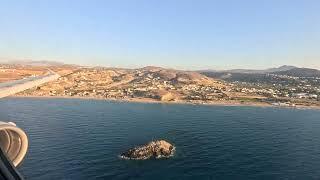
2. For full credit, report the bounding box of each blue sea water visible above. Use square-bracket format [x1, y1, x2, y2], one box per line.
[1, 97, 320, 180]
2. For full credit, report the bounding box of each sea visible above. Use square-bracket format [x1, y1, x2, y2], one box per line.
[1, 97, 320, 180]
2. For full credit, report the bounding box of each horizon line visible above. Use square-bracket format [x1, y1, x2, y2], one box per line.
[0, 58, 319, 71]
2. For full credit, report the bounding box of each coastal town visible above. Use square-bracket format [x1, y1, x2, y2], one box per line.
[229, 73, 320, 107]
[2, 63, 317, 108]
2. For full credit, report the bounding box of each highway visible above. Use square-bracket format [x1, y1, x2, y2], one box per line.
[0, 70, 60, 98]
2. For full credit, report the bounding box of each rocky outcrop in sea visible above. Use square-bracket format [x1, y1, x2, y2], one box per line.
[120, 140, 175, 160]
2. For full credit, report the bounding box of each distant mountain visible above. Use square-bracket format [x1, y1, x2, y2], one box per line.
[199, 65, 299, 82]
[221, 65, 297, 74]
[263, 65, 298, 73]
[4, 60, 65, 66]
[274, 68, 320, 78]
[200, 71, 271, 83]
[200, 66, 320, 85]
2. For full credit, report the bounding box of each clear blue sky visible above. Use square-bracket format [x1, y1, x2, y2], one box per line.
[0, 0, 319, 69]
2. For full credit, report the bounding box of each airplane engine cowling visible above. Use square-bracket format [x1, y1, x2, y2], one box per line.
[0, 122, 28, 167]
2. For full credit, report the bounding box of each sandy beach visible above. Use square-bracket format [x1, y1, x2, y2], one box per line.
[11, 95, 320, 110]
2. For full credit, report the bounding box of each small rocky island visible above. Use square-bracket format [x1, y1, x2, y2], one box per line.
[120, 140, 175, 160]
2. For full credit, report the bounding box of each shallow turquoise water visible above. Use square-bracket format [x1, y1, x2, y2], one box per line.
[1, 97, 320, 179]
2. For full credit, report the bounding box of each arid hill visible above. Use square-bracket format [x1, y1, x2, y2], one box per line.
[18, 66, 229, 102]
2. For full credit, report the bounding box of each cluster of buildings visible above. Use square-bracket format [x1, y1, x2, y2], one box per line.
[228, 73, 320, 106]
[231, 86, 318, 100]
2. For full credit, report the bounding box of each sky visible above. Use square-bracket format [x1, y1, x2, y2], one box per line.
[0, 0, 319, 70]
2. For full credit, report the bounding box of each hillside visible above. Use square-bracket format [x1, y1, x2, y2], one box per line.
[13, 65, 320, 108]
[19, 66, 228, 102]
[200, 66, 320, 84]
[138, 67, 220, 85]
[204, 65, 297, 74]
[274, 68, 320, 78]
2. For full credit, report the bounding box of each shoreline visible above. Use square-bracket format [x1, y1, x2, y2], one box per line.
[10, 95, 320, 110]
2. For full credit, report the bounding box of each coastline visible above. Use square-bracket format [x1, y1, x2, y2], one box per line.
[11, 95, 320, 110]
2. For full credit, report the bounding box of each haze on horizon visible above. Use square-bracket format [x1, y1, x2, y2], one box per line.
[0, 0, 319, 70]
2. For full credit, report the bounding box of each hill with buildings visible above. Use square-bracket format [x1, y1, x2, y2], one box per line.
[4, 64, 319, 108]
